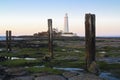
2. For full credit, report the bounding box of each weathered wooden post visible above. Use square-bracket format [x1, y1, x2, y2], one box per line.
[85, 13, 99, 74]
[6, 30, 12, 52]
[9, 30, 12, 51]
[6, 30, 9, 52]
[48, 19, 53, 58]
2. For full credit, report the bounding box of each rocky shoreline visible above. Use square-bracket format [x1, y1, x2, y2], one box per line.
[0, 66, 103, 80]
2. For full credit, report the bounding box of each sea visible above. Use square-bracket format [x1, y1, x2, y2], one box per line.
[0, 36, 23, 41]
[0, 36, 6, 40]
[0, 36, 120, 41]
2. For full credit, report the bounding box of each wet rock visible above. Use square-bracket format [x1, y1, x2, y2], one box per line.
[61, 49, 66, 52]
[32, 72, 49, 77]
[35, 75, 66, 80]
[104, 54, 109, 57]
[0, 49, 3, 52]
[0, 66, 6, 75]
[69, 73, 103, 80]
[99, 51, 106, 54]
[0, 65, 7, 79]
[0, 56, 8, 62]
[42, 56, 51, 62]
[5, 67, 28, 76]
[99, 53, 109, 58]
[0, 75, 5, 80]
[88, 61, 100, 74]
[63, 56, 78, 61]
[63, 72, 78, 78]
[10, 76, 34, 80]
[74, 50, 80, 53]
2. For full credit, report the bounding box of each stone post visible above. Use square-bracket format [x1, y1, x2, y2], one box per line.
[85, 13, 98, 74]
[48, 19, 53, 58]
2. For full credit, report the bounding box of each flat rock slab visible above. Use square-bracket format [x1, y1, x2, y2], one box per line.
[63, 72, 78, 78]
[32, 73, 49, 77]
[69, 74, 103, 80]
[5, 67, 27, 76]
[10, 76, 34, 80]
[35, 75, 66, 80]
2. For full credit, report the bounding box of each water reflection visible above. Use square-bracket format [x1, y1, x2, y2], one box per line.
[11, 57, 36, 60]
[53, 67, 84, 72]
[98, 58, 120, 64]
[99, 72, 120, 80]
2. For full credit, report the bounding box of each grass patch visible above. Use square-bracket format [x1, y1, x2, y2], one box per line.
[98, 61, 120, 71]
[26, 67, 63, 75]
[0, 48, 47, 58]
[44, 60, 85, 68]
[0, 59, 42, 67]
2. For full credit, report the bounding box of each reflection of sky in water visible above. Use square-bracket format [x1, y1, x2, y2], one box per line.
[0, 36, 6, 40]
[99, 72, 120, 80]
[98, 58, 120, 64]
[53, 67, 84, 72]
[0, 36, 23, 41]
[11, 57, 36, 60]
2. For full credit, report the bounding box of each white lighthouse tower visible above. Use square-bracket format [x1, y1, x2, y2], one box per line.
[61, 13, 77, 37]
[64, 13, 69, 33]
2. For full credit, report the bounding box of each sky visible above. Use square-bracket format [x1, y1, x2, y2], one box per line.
[0, 0, 120, 36]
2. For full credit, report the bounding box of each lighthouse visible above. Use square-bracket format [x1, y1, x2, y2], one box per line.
[61, 13, 76, 37]
[64, 13, 69, 33]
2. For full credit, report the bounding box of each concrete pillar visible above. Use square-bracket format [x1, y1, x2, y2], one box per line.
[48, 19, 53, 58]
[85, 13, 96, 71]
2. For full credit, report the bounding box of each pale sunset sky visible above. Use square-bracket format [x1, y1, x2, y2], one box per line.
[0, 0, 120, 36]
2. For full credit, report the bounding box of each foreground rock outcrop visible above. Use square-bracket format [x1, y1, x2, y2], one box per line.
[0, 66, 103, 80]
